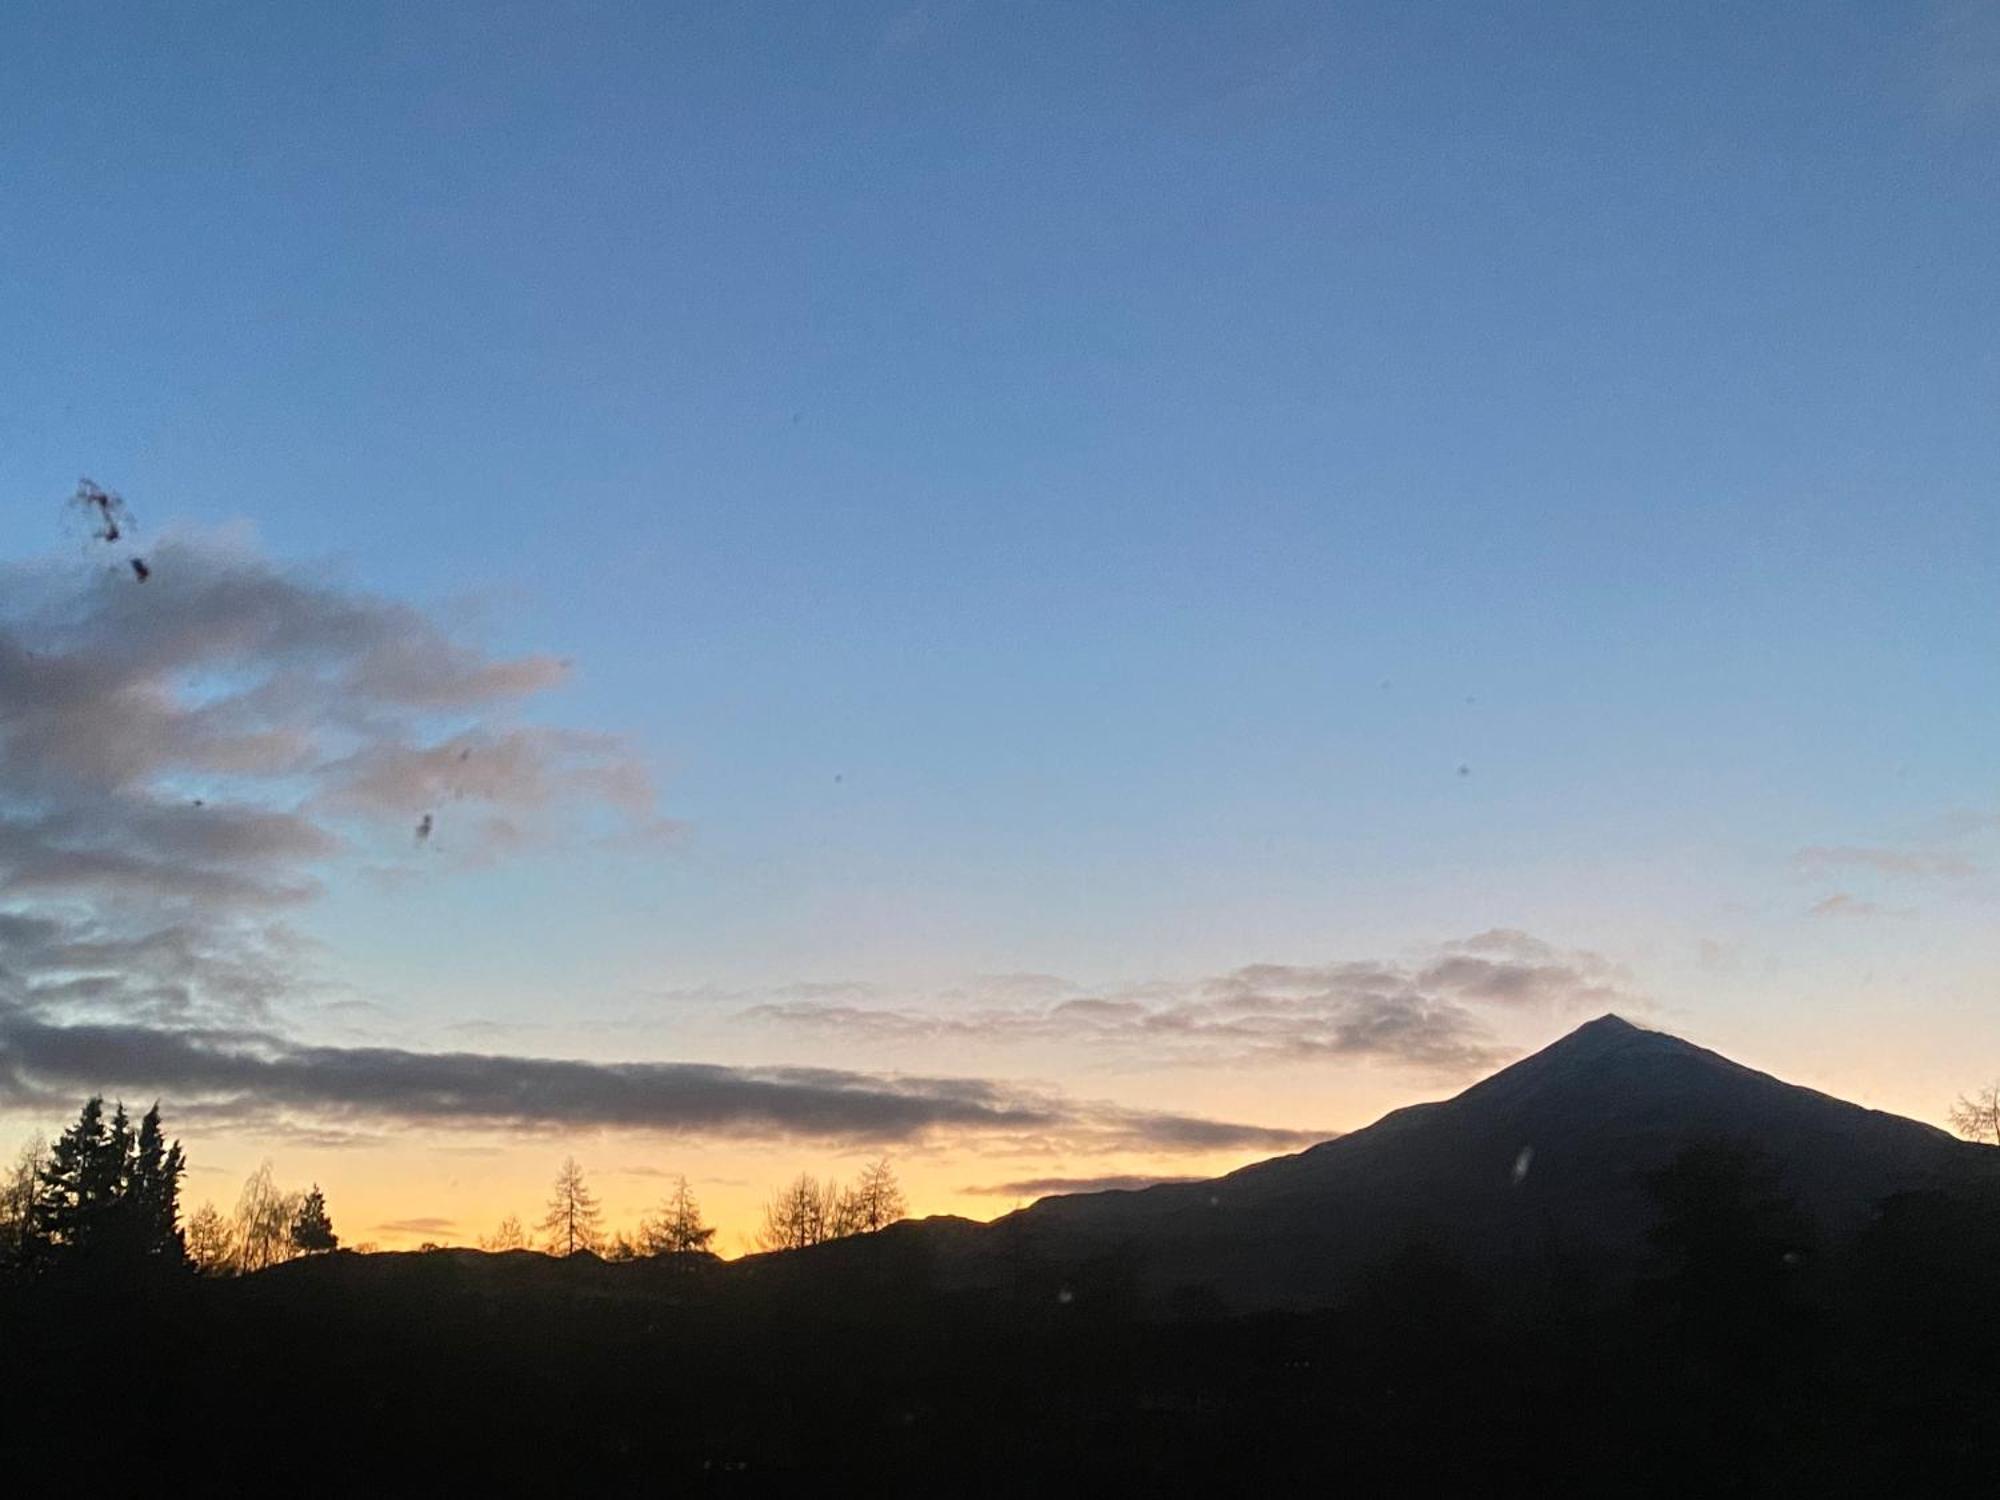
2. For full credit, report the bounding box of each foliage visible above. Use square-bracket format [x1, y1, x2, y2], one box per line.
[28, 1098, 185, 1271]
[290, 1184, 339, 1254]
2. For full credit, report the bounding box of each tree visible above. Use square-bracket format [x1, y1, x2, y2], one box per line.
[235, 1162, 304, 1273]
[539, 1157, 602, 1256]
[846, 1157, 906, 1233]
[480, 1214, 528, 1251]
[34, 1097, 122, 1256]
[124, 1102, 186, 1263]
[603, 1232, 638, 1262]
[757, 1173, 841, 1252]
[26, 1098, 187, 1271]
[185, 1201, 236, 1274]
[639, 1176, 715, 1256]
[0, 1134, 47, 1266]
[1949, 1083, 2000, 1146]
[289, 1184, 338, 1254]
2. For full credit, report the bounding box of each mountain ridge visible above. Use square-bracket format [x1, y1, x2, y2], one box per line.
[917, 1012, 1995, 1308]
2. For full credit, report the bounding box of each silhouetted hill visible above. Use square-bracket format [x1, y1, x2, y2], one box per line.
[11, 1018, 2000, 1491]
[933, 1014, 1997, 1307]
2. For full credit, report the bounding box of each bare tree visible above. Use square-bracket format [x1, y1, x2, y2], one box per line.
[235, 1162, 304, 1273]
[539, 1157, 603, 1256]
[185, 1201, 236, 1274]
[639, 1176, 716, 1256]
[0, 1134, 46, 1262]
[480, 1214, 528, 1250]
[846, 1157, 906, 1233]
[756, 1173, 841, 1251]
[1949, 1083, 2000, 1146]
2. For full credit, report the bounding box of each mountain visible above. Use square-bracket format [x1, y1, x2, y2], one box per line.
[921, 1014, 1997, 1309]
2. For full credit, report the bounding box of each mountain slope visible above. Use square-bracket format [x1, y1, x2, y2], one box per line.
[957, 1014, 1995, 1307]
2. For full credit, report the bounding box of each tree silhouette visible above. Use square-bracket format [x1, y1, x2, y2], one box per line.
[0, 1134, 46, 1267]
[1948, 1083, 2000, 1146]
[757, 1173, 839, 1251]
[846, 1158, 906, 1233]
[539, 1157, 603, 1256]
[480, 1214, 528, 1251]
[639, 1176, 715, 1256]
[290, 1185, 339, 1254]
[30, 1098, 186, 1270]
[185, 1201, 236, 1274]
[34, 1097, 120, 1255]
[124, 1103, 186, 1263]
[235, 1162, 304, 1273]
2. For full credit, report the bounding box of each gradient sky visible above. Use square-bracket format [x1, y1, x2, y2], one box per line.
[3, 1, 1997, 1251]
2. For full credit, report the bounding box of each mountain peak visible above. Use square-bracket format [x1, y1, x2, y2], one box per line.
[1531, 1012, 1672, 1061]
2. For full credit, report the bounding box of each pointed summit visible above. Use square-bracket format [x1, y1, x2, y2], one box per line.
[988, 1013, 1997, 1309]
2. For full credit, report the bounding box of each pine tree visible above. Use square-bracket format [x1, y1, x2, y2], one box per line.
[33, 1097, 122, 1257]
[539, 1157, 602, 1256]
[289, 1185, 338, 1254]
[125, 1103, 187, 1264]
[29, 1098, 189, 1271]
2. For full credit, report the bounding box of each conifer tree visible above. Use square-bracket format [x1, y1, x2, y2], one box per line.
[33, 1096, 120, 1256]
[539, 1157, 602, 1256]
[31, 1097, 189, 1270]
[126, 1103, 187, 1264]
[289, 1185, 338, 1254]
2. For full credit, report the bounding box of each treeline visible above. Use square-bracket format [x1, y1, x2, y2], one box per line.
[477, 1155, 908, 1259]
[0, 1097, 338, 1277]
[4, 1098, 917, 1276]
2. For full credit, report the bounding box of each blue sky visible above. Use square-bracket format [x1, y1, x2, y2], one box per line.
[2, 3, 1997, 1240]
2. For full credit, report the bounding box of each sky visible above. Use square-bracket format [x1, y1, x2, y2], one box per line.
[2, 1, 1997, 1252]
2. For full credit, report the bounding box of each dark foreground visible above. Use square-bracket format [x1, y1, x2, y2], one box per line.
[6, 1184, 2000, 1496]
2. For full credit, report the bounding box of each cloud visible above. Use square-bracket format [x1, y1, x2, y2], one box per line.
[962, 1174, 1203, 1198]
[0, 1008, 1325, 1155]
[741, 930, 1636, 1076]
[375, 1217, 457, 1236]
[0, 533, 1326, 1161]
[1808, 893, 1903, 920]
[0, 537, 665, 1030]
[1793, 845, 1978, 879]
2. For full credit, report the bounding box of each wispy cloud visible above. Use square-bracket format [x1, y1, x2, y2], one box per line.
[1808, 893, 1905, 920]
[962, 1174, 1203, 1198]
[741, 929, 1636, 1076]
[374, 1216, 457, 1236]
[1794, 845, 1978, 879]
